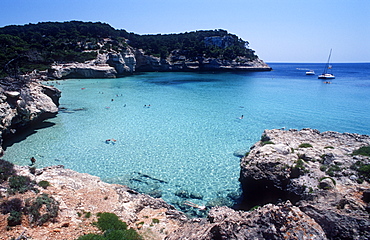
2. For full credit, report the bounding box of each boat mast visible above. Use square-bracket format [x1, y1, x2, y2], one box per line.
[322, 49, 332, 74]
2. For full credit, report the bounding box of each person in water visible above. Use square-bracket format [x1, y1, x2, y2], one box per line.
[239, 115, 244, 119]
[30, 157, 36, 165]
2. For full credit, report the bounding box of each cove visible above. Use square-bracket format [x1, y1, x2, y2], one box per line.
[4, 63, 370, 211]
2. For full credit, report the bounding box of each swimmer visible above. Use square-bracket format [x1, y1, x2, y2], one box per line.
[239, 115, 244, 119]
[183, 201, 206, 211]
[30, 157, 36, 165]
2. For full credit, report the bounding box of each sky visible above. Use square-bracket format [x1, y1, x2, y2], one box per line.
[0, 0, 369, 63]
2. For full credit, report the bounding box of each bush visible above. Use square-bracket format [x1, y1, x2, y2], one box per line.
[358, 164, 370, 179]
[77, 212, 142, 240]
[25, 193, 59, 226]
[261, 141, 274, 146]
[326, 165, 341, 177]
[77, 234, 105, 240]
[95, 212, 128, 232]
[38, 180, 50, 189]
[0, 159, 15, 183]
[352, 146, 370, 157]
[299, 143, 313, 148]
[8, 175, 36, 194]
[8, 210, 22, 226]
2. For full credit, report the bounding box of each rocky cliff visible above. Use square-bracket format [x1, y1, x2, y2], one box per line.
[0, 76, 60, 156]
[239, 128, 370, 239]
[49, 47, 271, 79]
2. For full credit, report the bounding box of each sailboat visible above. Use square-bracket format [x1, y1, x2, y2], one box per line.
[318, 49, 335, 79]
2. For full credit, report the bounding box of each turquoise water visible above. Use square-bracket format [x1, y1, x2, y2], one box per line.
[4, 63, 370, 211]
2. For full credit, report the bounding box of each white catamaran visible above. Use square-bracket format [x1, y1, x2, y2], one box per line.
[318, 49, 335, 79]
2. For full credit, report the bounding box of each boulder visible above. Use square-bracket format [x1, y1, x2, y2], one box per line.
[166, 202, 327, 240]
[239, 128, 370, 239]
[0, 78, 61, 156]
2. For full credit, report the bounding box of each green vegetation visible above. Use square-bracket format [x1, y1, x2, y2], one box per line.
[319, 176, 336, 186]
[352, 146, 370, 157]
[290, 159, 309, 178]
[298, 143, 313, 148]
[8, 210, 22, 226]
[38, 180, 50, 189]
[8, 175, 37, 194]
[261, 140, 274, 146]
[0, 21, 258, 78]
[249, 205, 260, 211]
[324, 146, 334, 149]
[326, 165, 341, 177]
[351, 160, 370, 183]
[24, 193, 59, 226]
[152, 218, 160, 224]
[0, 159, 15, 183]
[1, 194, 59, 227]
[77, 212, 142, 240]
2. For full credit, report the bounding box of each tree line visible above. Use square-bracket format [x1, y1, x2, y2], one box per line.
[0, 21, 258, 77]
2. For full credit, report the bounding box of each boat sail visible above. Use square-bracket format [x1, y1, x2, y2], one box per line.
[318, 49, 335, 79]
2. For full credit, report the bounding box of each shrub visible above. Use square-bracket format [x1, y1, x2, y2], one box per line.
[324, 146, 334, 149]
[319, 176, 336, 186]
[38, 180, 50, 189]
[8, 175, 36, 194]
[77, 234, 105, 240]
[299, 143, 313, 148]
[352, 146, 370, 157]
[261, 141, 274, 146]
[77, 212, 142, 240]
[326, 165, 341, 177]
[358, 164, 370, 179]
[320, 165, 327, 172]
[25, 193, 59, 226]
[152, 218, 160, 224]
[0, 159, 15, 183]
[94, 212, 128, 232]
[7, 210, 22, 226]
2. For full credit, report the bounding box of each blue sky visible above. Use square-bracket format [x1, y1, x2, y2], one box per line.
[1, 0, 369, 63]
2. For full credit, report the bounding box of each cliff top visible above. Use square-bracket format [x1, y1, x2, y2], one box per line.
[0, 21, 261, 78]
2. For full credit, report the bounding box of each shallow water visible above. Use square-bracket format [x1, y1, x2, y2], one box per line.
[4, 63, 370, 210]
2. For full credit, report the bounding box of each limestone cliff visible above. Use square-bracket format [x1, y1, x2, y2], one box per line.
[0, 76, 60, 156]
[50, 48, 271, 79]
[239, 128, 370, 239]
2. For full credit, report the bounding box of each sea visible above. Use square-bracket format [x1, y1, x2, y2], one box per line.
[3, 63, 370, 213]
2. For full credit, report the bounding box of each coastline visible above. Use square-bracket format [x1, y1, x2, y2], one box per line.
[1, 68, 370, 239]
[1, 128, 369, 239]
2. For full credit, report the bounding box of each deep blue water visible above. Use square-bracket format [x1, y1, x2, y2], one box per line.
[4, 63, 370, 212]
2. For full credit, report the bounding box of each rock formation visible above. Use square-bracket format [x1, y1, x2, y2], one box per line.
[239, 128, 370, 239]
[1, 128, 370, 239]
[49, 47, 271, 79]
[0, 76, 60, 156]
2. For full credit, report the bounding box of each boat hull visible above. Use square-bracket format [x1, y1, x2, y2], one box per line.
[318, 74, 335, 79]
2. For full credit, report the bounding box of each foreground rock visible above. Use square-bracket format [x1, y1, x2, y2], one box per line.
[0, 165, 187, 240]
[0, 76, 61, 156]
[240, 128, 370, 239]
[166, 202, 326, 240]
